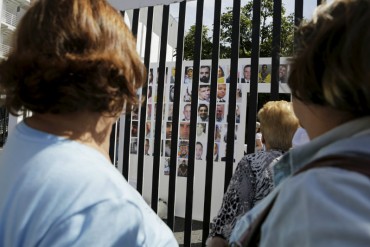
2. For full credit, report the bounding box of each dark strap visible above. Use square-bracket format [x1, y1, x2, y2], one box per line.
[231, 154, 370, 247]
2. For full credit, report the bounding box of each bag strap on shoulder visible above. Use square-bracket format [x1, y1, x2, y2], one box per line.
[231, 153, 370, 247]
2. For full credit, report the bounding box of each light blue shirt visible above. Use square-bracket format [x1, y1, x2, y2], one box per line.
[0, 121, 178, 247]
[230, 117, 370, 247]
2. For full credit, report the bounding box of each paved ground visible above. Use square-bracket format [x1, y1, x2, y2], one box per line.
[164, 217, 204, 246]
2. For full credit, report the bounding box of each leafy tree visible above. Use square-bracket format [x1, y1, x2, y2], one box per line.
[183, 25, 213, 60]
[183, 0, 294, 59]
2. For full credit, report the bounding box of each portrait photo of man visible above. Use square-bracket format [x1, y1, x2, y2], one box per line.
[180, 122, 190, 140]
[198, 85, 210, 103]
[178, 141, 189, 159]
[199, 65, 211, 83]
[279, 64, 288, 83]
[182, 103, 191, 121]
[198, 104, 209, 122]
[258, 64, 271, 83]
[195, 142, 204, 160]
[217, 84, 227, 102]
[241, 65, 251, 83]
[177, 159, 188, 177]
[216, 104, 225, 122]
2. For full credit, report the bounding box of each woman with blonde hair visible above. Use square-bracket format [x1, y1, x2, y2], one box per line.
[208, 100, 299, 245]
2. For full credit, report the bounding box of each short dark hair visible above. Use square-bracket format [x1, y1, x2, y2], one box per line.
[0, 0, 145, 116]
[288, 0, 370, 116]
[243, 65, 251, 70]
[198, 104, 208, 111]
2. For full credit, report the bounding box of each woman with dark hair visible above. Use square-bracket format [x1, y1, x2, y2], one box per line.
[0, 0, 177, 246]
[217, 66, 225, 83]
[230, 1, 370, 246]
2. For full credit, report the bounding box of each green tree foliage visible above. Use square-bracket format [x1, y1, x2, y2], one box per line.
[183, 25, 213, 60]
[183, 0, 294, 60]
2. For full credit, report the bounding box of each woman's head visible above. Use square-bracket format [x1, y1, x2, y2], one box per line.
[218, 66, 225, 78]
[0, 0, 145, 116]
[258, 101, 299, 151]
[288, 0, 370, 117]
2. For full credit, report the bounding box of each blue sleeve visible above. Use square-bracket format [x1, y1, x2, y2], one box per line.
[37, 197, 177, 247]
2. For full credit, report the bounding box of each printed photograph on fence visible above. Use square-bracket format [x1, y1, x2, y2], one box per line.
[181, 103, 191, 121]
[169, 85, 175, 102]
[214, 124, 223, 142]
[130, 138, 138, 154]
[178, 140, 189, 159]
[240, 64, 251, 83]
[216, 104, 227, 123]
[165, 122, 172, 139]
[183, 83, 192, 102]
[217, 83, 228, 103]
[131, 121, 138, 138]
[164, 140, 171, 157]
[179, 122, 190, 140]
[164, 158, 170, 175]
[197, 103, 209, 122]
[217, 65, 226, 83]
[279, 64, 288, 83]
[258, 64, 271, 83]
[184, 66, 193, 84]
[199, 65, 211, 84]
[198, 85, 210, 104]
[196, 123, 207, 143]
[195, 141, 205, 160]
[177, 159, 188, 177]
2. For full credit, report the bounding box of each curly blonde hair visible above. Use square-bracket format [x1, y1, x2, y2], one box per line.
[258, 101, 299, 151]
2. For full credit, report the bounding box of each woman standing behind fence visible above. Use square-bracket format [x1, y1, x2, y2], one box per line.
[0, 0, 177, 246]
[208, 100, 299, 246]
[230, 1, 370, 246]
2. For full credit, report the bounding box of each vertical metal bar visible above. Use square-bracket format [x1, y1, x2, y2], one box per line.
[184, 0, 204, 245]
[137, 7, 154, 194]
[294, 0, 304, 35]
[122, 9, 140, 179]
[167, 1, 187, 230]
[270, 0, 282, 101]
[109, 122, 117, 165]
[151, 5, 170, 213]
[202, 0, 222, 244]
[224, 0, 241, 192]
[246, 0, 261, 155]
[294, 0, 304, 52]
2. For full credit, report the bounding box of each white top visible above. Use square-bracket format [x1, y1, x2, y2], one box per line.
[0, 121, 178, 247]
[231, 117, 370, 247]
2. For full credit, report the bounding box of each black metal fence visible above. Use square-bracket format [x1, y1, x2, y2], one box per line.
[107, 1, 316, 246]
[0, 107, 9, 148]
[0, 0, 323, 246]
